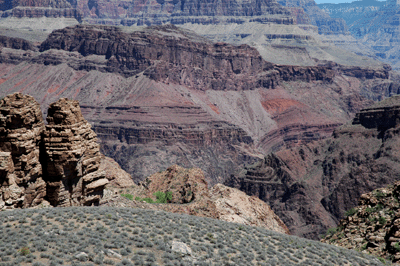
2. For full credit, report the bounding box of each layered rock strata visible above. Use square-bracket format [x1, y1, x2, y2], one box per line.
[0, 93, 109, 209]
[44, 98, 109, 206]
[228, 95, 400, 239]
[0, 24, 396, 186]
[38, 24, 335, 89]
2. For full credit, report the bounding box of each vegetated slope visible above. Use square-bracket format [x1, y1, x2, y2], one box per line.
[102, 164, 290, 235]
[0, 24, 396, 186]
[0, 207, 387, 265]
[322, 181, 400, 264]
[227, 95, 400, 239]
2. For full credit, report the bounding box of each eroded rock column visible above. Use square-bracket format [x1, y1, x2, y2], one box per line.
[0, 93, 46, 209]
[44, 98, 108, 206]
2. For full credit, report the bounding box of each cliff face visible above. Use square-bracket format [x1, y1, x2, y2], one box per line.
[0, 93, 109, 209]
[227, 95, 400, 239]
[38, 24, 335, 89]
[322, 181, 400, 263]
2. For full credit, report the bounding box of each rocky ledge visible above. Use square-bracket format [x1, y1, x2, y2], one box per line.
[0, 92, 110, 209]
[322, 181, 400, 263]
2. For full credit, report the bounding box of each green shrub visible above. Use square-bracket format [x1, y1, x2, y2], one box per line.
[379, 217, 387, 225]
[121, 194, 134, 201]
[394, 242, 400, 252]
[345, 208, 358, 217]
[154, 191, 172, 203]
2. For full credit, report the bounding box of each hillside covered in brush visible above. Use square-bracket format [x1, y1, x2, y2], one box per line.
[0, 207, 387, 265]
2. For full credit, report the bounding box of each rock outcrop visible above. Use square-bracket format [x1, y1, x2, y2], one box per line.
[43, 98, 109, 206]
[322, 181, 400, 263]
[102, 164, 290, 234]
[0, 93, 110, 209]
[227, 94, 400, 239]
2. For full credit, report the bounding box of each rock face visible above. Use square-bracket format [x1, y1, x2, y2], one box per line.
[102, 164, 290, 234]
[210, 183, 289, 234]
[0, 24, 396, 186]
[227, 95, 400, 239]
[322, 181, 400, 263]
[0, 93, 109, 209]
[43, 98, 109, 206]
[0, 93, 46, 209]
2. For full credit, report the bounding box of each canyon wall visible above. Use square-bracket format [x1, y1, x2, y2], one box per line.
[0, 24, 396, 186]
[228, 95, 400, 239]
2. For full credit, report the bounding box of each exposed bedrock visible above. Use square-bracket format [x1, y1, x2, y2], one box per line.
[228, 95, 400, 239]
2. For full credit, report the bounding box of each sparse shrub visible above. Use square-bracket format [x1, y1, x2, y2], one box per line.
[121, 194, 134, 201]
[18, 247, 30, 256]
[379, 216, 387, 225]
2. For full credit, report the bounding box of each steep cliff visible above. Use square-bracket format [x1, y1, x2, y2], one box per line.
[227, 95, 400, 239]
[318, 0, 385, 26]
[322, 181, 400, 263]
[0, 93, 112, 209]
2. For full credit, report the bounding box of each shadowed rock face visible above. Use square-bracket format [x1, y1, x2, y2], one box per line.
[0, 93, 109, 209]
[227, 95, 400, 239]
